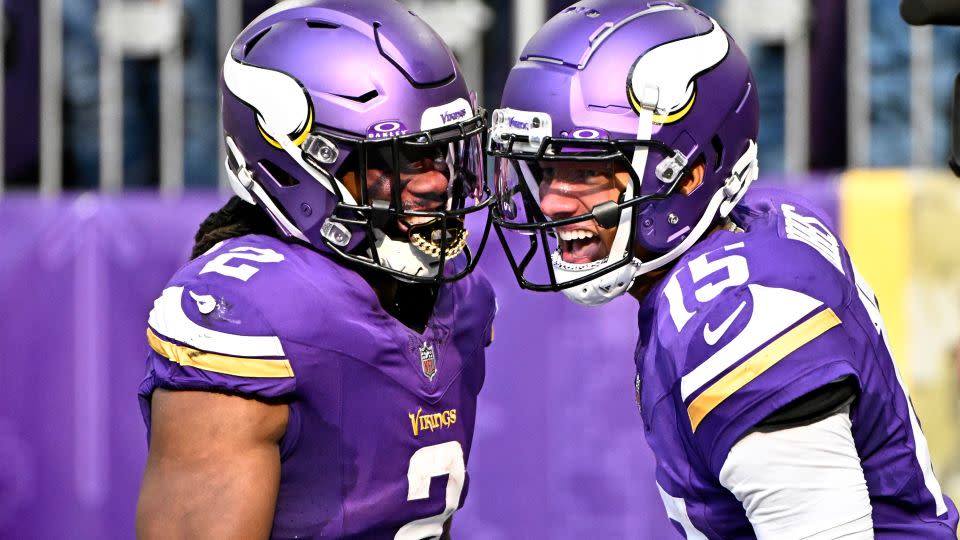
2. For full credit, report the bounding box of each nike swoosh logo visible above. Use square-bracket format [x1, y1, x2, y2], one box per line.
[704, 301, 747, 346]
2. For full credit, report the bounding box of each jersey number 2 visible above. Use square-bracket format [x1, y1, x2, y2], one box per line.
[200, 246, 284, 281]
[395, 441, 466, 540]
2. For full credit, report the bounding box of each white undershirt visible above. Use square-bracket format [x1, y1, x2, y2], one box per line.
[719, 407, 875, 539]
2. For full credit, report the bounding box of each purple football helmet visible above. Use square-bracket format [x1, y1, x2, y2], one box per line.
[489, 1, 759, 305]
[221, 0, 491, 283]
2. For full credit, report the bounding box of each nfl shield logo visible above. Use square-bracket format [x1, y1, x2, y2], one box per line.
[419, 342, 437, 380]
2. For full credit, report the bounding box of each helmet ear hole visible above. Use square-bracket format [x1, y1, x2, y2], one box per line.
[334, 152, 364, 203]
[710, 135, 724, 172]
[679, 157, 707, 196]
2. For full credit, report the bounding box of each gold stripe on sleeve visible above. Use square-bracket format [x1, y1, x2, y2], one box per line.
[688, 308, 841, 432]
[147, 328, 294, 379]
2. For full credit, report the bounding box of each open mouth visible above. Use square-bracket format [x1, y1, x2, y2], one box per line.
[557, 228, 605, 264]
[406, 217, 469, 259]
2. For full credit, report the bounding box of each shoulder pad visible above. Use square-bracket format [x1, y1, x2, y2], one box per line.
[178, 234, 351, 318]
[657, 198, 852, 348]
[147, 284, 294, 379]
[649, 194, 863, 473]
[147, 236, 298, 380]
[654, 235, 852, 431]
[657, 235, 843, 343]
[461, 268, 496, 314]
[189, 235, 297, 285]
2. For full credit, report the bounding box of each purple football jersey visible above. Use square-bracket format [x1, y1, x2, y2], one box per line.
[636, 188, 958, 538]
[139, 234, 496, 539]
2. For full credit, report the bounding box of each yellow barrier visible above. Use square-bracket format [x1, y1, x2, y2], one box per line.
[842, 169, 960, 496]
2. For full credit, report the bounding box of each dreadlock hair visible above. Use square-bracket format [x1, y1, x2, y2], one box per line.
[191, 196, 281, 259]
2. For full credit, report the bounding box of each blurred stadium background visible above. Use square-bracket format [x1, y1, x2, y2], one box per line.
[2, 0, 960, 538]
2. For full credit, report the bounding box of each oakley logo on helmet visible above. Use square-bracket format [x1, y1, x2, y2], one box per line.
[626, 18, 729, 124]
[366, 120, 410, 139]
[570, 128, 607, 140]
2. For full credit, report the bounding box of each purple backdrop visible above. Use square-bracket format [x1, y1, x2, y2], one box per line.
[0, 178, 839, 538]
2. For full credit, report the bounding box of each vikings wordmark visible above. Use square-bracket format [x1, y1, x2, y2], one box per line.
[408, 408, 457, 437]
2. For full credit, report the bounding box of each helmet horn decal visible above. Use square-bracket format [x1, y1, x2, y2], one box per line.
[223, 52, 353, 204]
[626, 18, 729, 124]
[223, 54, 314, 149]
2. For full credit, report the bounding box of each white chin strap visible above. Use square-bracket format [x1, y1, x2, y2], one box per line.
[556, 255, 643, 307]
[554, 140, 758, 307]
[371, 230, 441, 281]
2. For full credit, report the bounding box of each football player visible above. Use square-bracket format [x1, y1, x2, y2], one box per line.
[489, 1, 958, 538]
[135, 1, 495, 538]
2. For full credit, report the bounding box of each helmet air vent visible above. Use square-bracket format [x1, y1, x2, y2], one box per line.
[333, 89, 380, 104]
[243, 27, 271, 58]
[306, 20, 340, 30]
[373, 22, 456, 87]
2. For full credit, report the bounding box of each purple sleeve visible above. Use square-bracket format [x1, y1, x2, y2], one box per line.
[671, 288, 860, 476]
[138, 277, 297, 427]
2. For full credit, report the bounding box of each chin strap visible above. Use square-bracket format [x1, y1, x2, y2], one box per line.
[370, 230, 441, 281]
[558, 256, 643, 307]
[635, 186, 727, 275]
[719, 140, 758, 217]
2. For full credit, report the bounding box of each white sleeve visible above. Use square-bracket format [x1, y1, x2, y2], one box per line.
[719, 406, 874, 540]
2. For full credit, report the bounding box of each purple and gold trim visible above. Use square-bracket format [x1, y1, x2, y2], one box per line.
[147, 328, 294, 379]
[688, 307, 841, 432]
